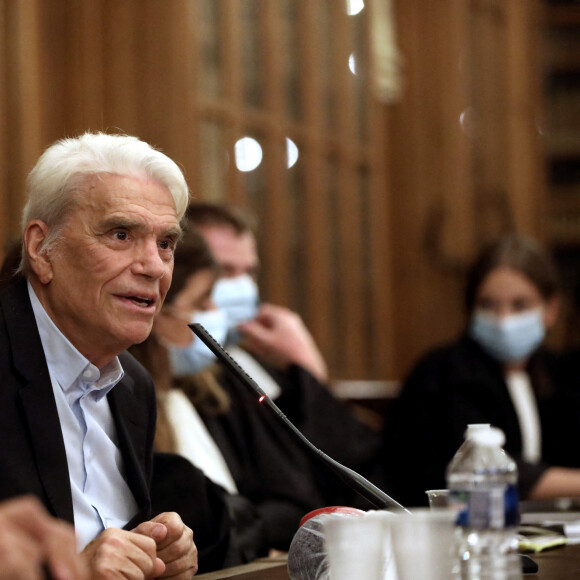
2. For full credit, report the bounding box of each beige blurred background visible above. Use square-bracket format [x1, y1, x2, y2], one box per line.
[1, 0, 577, 384]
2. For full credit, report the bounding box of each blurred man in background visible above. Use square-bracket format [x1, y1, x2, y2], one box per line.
[186, 202, 380, 500]
[186, 202, 328, 389]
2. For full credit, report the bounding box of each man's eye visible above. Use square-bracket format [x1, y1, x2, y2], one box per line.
[114, 231, 128, 241]
[159, 240, 173, 251]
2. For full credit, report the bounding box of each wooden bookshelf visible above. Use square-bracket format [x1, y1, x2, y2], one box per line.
[542, 2, 580, 247]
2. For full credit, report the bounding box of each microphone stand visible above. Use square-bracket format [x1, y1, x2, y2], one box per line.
[190, 323, 410, 513]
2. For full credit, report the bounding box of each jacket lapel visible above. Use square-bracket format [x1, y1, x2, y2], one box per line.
[108, 374, 151, 522]
[2, 278, 74, 523]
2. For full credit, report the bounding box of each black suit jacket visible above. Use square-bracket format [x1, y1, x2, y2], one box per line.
[0, 276, 156, 529]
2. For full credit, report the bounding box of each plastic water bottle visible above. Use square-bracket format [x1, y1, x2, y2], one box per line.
[446, 426, 521, 580]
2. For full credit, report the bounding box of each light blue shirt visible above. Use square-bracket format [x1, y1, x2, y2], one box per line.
[28, 283, 138, 550]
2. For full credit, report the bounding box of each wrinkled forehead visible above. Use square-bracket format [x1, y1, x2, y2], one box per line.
[66, 173, 180, 230]
[80, 172, 171, 204]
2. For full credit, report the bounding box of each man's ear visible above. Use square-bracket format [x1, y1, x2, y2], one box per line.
[23, 220, 54, 284]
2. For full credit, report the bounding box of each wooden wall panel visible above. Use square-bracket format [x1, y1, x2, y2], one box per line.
[10, 1, 43, 173]
[296, 2, 334, 366]
[221, 0, 245, 207]
[388, 0, 544, 378]
[505, 0, 545, 238]
[0, 0, 544, 381]
[436, 0, 474, 260]
[136, 0, 196, 165]
[102, 0, 140, 134]
[331, 2, 366, 377]
[387, 0, 466, 377]
[1, 0, 44, 256]
[260, 0, 292, 307]
[66, 1, 104, 131]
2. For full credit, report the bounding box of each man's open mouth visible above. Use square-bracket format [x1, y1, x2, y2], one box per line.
[125, 295, 155, 308]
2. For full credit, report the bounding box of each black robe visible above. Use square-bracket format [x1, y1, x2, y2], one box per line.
[199, 358, 381, 550]
[380, 334, 580, 507]
[150, 452, 231, 574]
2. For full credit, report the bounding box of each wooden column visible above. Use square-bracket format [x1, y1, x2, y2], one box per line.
[2, 0, 44, 247]
[297, 1, 334, 367]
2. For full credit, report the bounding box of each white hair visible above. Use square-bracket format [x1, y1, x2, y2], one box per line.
[20, 132, 189, 274]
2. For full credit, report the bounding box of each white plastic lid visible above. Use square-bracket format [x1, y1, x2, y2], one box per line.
[464, 423, 491, 439]
[467, 425, 505, 447]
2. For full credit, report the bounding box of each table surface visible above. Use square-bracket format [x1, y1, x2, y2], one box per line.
[198, 505, 580, 579]
[533, 543, 580, 578]
[195, 545, 580, 579]
[196, 557, 288, 580]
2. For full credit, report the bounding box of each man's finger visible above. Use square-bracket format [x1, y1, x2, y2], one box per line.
[132, 521, 168, 543]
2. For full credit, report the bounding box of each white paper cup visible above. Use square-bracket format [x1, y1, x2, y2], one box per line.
[385, 508, 456, 580]
[323, 510, 397, 580]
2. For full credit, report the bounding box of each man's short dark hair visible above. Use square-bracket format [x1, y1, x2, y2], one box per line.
[185, 202, 258, 236]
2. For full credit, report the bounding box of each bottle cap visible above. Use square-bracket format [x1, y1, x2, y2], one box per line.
[468, 425, 505, 447]
[464, 423, 491, 439]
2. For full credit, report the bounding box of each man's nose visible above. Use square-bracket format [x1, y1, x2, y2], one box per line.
[133, 240, 167, 278]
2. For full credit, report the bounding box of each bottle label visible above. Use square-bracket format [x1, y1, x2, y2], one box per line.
[449, 484, 519, 529]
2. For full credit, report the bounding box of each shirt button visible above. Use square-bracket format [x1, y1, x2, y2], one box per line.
[83, 370, 92, 378]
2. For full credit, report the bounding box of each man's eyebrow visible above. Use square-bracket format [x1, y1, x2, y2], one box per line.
[99, 217, 143, 231]
[165, 225, 183, 240]
[98, 218, 182, 239]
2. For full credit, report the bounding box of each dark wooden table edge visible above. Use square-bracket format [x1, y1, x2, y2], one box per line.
[196, 557, 288, 580]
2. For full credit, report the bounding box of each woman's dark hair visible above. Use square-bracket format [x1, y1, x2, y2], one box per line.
[465, 235, 561, 314]
[165, 226, 218, 304]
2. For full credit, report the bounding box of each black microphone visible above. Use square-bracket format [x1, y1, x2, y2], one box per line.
[189, 322, 410, 513]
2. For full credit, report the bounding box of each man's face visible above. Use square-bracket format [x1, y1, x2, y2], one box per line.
[196, 224, 259, 279]
[29, 173, 181, 367]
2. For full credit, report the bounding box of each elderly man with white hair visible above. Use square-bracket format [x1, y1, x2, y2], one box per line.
[0, 132, 197, 579]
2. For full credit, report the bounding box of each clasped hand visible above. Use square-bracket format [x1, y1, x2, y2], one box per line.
[82, 511, 197, 579]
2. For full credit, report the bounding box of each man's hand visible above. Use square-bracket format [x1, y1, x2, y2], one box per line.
[0, 495, 89, 580]
[81, 527, 164, 579]
[134, 512, 197, 579]
[239, 303, 328, 383]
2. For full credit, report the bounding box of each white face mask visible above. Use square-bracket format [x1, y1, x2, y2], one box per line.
[469, 308, 546, 364]
[169, 309, 229, 376]
[211, 274, 259, 345]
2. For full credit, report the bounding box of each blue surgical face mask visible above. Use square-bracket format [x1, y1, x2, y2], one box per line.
[469, 308, 546, 364]
[211, 274, 259, 345]
[169, 309, 229, 376]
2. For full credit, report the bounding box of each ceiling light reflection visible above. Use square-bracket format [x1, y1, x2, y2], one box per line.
[235, 137, 263, 172]
[346, 0, 364, 16]
[286, 138, 299, 168]
[349, 53, 357, 75]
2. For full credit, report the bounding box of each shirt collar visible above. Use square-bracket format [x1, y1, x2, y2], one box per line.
[28, 281, 124, 399]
